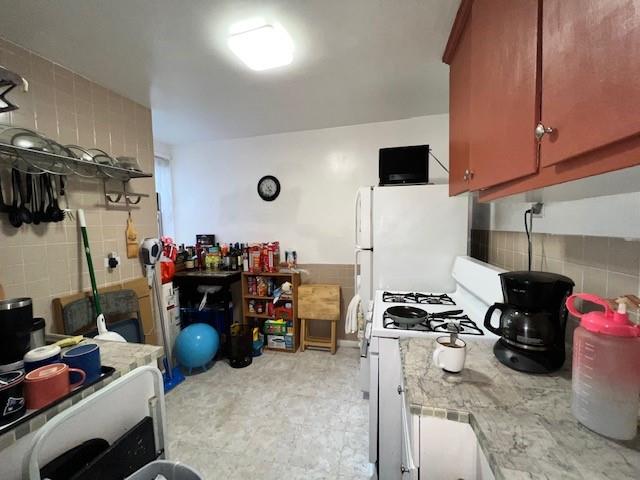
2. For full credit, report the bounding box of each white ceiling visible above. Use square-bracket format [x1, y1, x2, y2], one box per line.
[0, 0, 459, 145]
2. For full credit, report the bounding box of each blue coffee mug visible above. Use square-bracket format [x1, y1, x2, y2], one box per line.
[23, 345, 61, 372]
[62, 343, 101, 385]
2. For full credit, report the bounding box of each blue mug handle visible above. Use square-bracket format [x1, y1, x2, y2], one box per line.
[69, 368, 85, 385]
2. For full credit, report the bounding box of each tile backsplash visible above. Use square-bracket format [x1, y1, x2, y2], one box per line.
[470, 229, 640, 324]
[0, 37, 158, 330]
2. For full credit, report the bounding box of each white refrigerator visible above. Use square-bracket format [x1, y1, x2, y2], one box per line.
[356, 184, 469, 391]
[355, 183, 469, 302]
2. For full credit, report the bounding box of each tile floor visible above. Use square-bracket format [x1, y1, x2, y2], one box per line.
[165, 347, 370, 479]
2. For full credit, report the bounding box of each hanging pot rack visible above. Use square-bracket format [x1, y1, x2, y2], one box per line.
[0, 141, 152, 181]
[0, 66, 152, 208]
[0, 139, 152, 207]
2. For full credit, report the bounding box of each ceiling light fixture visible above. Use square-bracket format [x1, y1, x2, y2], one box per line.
[228, 19, 294, 71]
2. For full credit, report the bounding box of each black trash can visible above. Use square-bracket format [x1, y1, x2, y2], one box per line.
[229, 323, 253, 368]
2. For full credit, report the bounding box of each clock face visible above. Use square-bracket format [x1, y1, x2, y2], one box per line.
[257, 175, 281, 201]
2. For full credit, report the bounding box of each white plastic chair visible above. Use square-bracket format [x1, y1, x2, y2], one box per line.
[24, 366, 167, 480]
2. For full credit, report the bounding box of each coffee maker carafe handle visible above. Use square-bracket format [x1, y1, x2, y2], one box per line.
[484, 303, 508, 336]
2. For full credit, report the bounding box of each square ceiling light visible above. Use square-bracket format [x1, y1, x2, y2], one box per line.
[228, 20, 294, 71]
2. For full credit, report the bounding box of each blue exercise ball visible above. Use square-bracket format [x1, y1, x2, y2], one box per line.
[175, 323, 219, 370]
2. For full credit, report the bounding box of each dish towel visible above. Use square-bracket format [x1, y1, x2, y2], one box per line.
[345, 293, 361, 334]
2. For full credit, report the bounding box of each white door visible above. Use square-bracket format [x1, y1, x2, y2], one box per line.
[378, 337, 403, 479]
[369, 337, 379, 465]
[372, 184, 468, 293]
[419, 417, 495, 480]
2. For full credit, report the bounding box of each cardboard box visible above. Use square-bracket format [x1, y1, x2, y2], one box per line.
[267, 335, 287, 350]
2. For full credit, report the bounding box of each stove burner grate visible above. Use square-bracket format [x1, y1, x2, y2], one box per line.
[382, 309, 484, 335]
[382, 291, 456, 305]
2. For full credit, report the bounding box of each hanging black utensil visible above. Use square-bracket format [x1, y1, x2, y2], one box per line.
[40, 175, 48, 222]
[42, 174, 53, 222]
[0, 171, 9, 213]
[20, 172, 33, 224]
[31, 175, 41, 225]
[49, 176, 65, 222]
[8, 169, 22, 227]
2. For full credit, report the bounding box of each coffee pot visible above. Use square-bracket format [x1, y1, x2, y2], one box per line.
[484, 271, 574, 373]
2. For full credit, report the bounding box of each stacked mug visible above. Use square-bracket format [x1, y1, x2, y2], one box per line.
[22, 343, 101, 410]
[0, 297, 103, 424]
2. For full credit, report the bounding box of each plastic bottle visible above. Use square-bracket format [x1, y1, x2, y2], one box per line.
[566, 293, 640, 440]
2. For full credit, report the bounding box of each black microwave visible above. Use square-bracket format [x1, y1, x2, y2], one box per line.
[379, 144, 429, 186]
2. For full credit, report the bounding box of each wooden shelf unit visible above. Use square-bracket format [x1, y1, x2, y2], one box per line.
[241, 271, 300, 353]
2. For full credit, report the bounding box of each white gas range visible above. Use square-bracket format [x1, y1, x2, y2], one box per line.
[370, 290, 499, 340]
[365, 257, 504, 480]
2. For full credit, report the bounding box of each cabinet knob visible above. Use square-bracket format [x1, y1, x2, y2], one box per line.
[401, 465, 410, 473]
[535, 122, 554, 141]
[463, 169, 469, 181]
[397, 385, 404, 394]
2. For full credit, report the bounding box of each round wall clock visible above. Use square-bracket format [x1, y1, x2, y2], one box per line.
[257, 175, 281, 201]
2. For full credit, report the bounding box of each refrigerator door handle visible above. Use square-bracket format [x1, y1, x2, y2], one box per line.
[355, 246, 373, 292]
[355, 189, 361, 246]
[355, 248, 361, 293]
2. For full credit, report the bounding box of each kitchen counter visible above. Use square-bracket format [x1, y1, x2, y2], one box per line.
[400, 338, 640, 479]
[0, 338, 163, 452]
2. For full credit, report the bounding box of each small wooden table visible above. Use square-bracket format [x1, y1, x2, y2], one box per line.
[298, 284, 341, 354]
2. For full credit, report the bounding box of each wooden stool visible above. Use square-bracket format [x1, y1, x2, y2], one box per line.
[298, 284, 340, 354]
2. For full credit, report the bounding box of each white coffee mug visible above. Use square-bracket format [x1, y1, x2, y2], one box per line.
[432, 336, 467, 373]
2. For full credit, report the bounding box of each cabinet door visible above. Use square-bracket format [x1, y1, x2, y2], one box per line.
[419, 417, 479, 479]
[540, 0, 640, 166]
[468, 0, 541, 190]
[448, 6, 473, 196]
[378, 338, 403, 479]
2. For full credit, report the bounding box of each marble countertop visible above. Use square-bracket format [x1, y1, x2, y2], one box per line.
[0, 337, 163, 451]
[400, 337, 640, 479]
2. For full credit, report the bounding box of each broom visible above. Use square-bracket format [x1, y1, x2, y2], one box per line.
[78, 209, 126, 342]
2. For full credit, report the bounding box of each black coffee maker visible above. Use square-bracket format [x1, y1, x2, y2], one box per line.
[484, 271, 574, 373]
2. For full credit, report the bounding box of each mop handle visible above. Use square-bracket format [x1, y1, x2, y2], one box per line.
[78, 209, 102, 316]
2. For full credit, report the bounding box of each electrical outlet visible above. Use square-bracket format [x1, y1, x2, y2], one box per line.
[531, 202, 543, 217]
[104, 252, 120, 269]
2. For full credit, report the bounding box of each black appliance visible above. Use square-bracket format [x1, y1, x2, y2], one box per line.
[484, 271, 574, 373]
[379, 145, 429, 186]
[0, 297, 33, 366]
